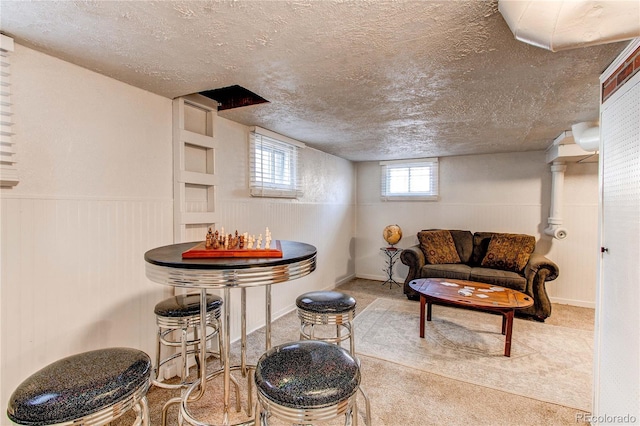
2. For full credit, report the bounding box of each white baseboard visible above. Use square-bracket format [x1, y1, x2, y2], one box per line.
[163, 362, 178, 381]
[355, 273, 391, 281]
[336, 274, 356, 286]
[550, 297, 595, 309]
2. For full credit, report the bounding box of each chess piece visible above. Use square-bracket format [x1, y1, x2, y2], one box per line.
[206, 228, 214, 248]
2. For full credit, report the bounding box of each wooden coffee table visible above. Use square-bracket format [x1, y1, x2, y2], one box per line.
[409, 278, 534, 357]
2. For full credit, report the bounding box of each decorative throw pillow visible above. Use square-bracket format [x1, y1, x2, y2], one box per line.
[481, 233, 535, 272]
[418, 230, 461, 264]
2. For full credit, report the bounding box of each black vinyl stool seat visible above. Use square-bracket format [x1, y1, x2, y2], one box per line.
[254, 340, 361, 425]
[153, 293, 223, 390]
[7, 347, 151, 426]
[296, 291, 357, 354]
[296, 290, 356, 314]
[154, 293, 222, 318]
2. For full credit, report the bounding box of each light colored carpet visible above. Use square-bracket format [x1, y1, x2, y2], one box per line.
[113, 278, 595, 425]
[354, 297, 593, 411]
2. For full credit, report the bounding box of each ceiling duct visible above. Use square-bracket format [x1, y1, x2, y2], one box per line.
[498, 0, 640, 51]
[571, 122, 600, 151]
[546, 130, 599, 163]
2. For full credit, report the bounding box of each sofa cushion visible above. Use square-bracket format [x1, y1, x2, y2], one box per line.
[420, 264, 472, 281]
[418, 230, 462, 264]
[481, 233, 535, 272]
[449, 230, 474, 264]
[471, 232, 495, 265]
[469, 267, 527, 291]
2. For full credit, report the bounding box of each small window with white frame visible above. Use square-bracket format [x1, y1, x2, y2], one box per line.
[380, 158, 439, 201]
[249, 126, 304, 198]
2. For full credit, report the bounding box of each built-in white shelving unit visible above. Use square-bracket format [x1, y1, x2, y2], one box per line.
[172, 94, 219, 243]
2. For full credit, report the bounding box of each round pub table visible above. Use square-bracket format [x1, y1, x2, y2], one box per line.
[144, 240, 317, 426]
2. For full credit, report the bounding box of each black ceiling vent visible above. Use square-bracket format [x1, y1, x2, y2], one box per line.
[199, 85, 269, 111]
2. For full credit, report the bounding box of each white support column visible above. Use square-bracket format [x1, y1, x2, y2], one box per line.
[544, 161, 568, 240]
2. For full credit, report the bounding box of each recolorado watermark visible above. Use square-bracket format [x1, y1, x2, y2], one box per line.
[576, 412, 637, 424]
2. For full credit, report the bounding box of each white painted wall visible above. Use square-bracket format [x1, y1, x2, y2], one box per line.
[0, 44, 356, 415]
[0, 44, 175, 413]
[355, 152, 599, 307]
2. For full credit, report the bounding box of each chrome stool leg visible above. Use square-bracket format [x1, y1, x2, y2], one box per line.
[153, 293, 223, 390]
[297, 291, 356, 352]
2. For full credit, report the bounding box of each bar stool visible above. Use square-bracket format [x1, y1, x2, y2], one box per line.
[153, 293, 223, 389]
[296, 290, 356, 354]
[254, 340, 361, 426]
[7, 347, 151, 426]
[296, 290, 372, 425]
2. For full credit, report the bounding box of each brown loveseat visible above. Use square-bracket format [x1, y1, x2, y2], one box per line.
[400, 230, 559, 321]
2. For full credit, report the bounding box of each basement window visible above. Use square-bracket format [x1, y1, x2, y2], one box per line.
[380, 158, 439, 201]
[249, 127, 304, 198]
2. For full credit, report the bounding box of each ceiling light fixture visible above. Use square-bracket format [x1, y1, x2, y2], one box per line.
[498, 0, 640, 52]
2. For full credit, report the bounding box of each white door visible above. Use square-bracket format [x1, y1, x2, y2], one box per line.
[594, 67, 640, 420]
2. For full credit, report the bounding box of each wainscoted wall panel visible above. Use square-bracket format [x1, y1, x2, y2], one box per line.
[545, 204, 599, 307]
[1, 43, 174, 413]
[0, 196, 173, 411]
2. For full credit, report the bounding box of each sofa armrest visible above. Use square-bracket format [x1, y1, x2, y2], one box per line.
[400, 245, 425, 283]
[522, 253, 559, 321]
[524, 253, 559, 282]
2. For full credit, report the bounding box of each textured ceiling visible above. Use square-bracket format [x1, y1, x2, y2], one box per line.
[0, 0, 629, 161]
